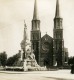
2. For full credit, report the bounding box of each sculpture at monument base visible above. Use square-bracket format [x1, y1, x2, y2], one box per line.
[23, 44, 40, 70]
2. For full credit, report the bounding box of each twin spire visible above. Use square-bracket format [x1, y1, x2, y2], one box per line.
[55, 0, 60, 18]
[33, 0, 39, 20]
[33, 0, 60, 20]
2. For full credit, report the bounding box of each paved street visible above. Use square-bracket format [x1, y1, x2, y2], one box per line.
[0, 70, 74, 80]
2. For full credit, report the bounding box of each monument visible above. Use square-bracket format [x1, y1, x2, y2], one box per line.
[20, 21, 40, 71]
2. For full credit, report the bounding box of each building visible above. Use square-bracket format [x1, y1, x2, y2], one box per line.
[29, 0, 68, 67]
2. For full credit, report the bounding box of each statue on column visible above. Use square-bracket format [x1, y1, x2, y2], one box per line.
[21, 20, 28, 61]
[20, 20, 29, 71]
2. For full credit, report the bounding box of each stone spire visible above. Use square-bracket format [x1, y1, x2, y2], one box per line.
[33, 0, 39, 20]
[55, 0, 60, 18]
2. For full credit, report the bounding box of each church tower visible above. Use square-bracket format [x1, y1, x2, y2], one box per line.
[53, 0, 64, 67]
[31, 0, 41, 64]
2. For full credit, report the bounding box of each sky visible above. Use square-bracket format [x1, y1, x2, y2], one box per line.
[0, 0, 74, 57]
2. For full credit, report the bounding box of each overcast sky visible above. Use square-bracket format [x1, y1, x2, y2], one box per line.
[0, 0, 74, 57]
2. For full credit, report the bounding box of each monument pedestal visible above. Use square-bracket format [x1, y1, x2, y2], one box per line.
[23, 59, 27, 71]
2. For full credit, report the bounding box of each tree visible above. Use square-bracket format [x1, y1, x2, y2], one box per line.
[6, 51, 21, 66]
[68, 56, 74, 74]
[0, 52, 7, 66]
[68, 57, 74, 65]
[6, 57, 14, 66]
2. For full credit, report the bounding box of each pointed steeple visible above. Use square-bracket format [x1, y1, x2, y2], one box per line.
[55, 0, 60, 18]
[33, 0, 39, 20]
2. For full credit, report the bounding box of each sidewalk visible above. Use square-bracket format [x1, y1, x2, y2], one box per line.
[0, 70, 74, 80]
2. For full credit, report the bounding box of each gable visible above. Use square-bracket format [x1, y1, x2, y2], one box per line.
[41, 34, 53, 43]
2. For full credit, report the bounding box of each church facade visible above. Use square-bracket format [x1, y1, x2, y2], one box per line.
[30, 0, 68, 67]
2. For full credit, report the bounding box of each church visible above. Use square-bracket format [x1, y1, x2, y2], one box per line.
[23, 0, 69, 68]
